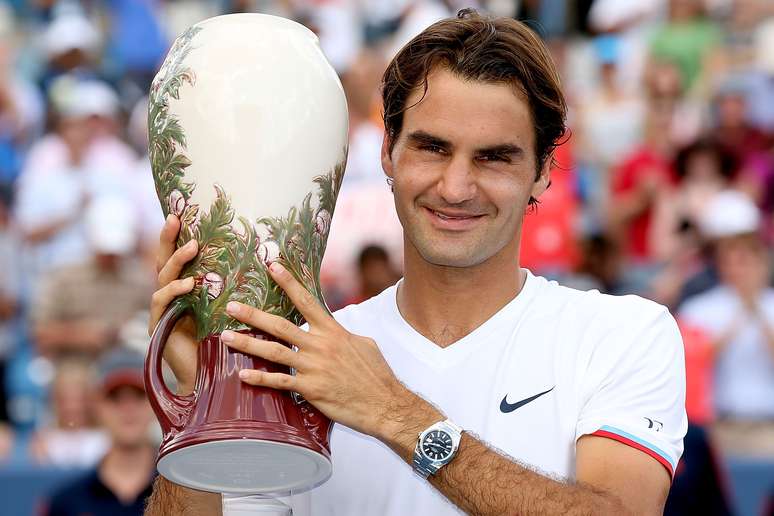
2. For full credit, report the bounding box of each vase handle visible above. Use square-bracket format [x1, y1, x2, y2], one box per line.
[144, 300, 196, 435]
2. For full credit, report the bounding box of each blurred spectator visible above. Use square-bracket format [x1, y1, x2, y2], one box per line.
[14, 78, 137, 282]
[43, 348, 155, 515]
[609, 89, 676, 263]
[31, 196, 154, 358]
[712, 80, 771, 166]
[561, 233, 624, 294]
[0, 5, 45, 184]
[520, 142, 580, 275]
[351, 244, 400, 305]
[102, 0, 168, 97]
[29, 357, 108, 467]
[651, 137, 736, 261]
[679, 321, 716, 425]
[650, 0, 723, 95]
[0, 183, 22, 424]
[577, 34, 645, 218]
[340, 49, 385, 187]
[679, 190, 774, 456]
[38, 5, 102, 96]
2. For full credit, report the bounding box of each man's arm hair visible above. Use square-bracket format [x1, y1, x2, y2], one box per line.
[381, 393, 667, 516]
[145, 476, 222, 516]
[430, 433, 626, 516]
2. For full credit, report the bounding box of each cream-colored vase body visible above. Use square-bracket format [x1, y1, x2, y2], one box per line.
[146, 13, 348, 495]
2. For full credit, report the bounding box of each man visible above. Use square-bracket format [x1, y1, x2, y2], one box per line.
[146, 10, 686, 515]
[31, 195, 154, 357]
[45, 348, 157, 515]
[679, 190, 774, 456]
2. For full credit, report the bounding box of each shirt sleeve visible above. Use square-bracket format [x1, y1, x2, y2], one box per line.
[575, 303, 687, 478]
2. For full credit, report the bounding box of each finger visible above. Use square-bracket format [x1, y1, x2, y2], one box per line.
[221, 330, 301, 369]
[268, 263, 331, 328]
[156, 215, 181, 273]
[238, 369, 299, 391]
[149, 277, 195, 336]
[226, 301, 314, 348]
[157, 239, 198, 287]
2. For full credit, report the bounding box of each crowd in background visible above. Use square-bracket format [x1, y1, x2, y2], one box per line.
[0, 0, 772, 514]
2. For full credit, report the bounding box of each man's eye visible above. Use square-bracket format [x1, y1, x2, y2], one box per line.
[479, 154, 510, 163]
[420, 144, 445, 154]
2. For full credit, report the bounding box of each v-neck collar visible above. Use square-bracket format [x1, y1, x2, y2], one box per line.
[380, 269, 540, 369]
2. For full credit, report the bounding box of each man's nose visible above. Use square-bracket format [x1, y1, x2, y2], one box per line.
[437, 156, 476, 204]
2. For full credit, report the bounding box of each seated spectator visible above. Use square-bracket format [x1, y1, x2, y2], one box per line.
[650, 0, 723, 95]
[342, 244, 401, 307]
[14, 79, 137, 282]
[29, 357, 108, 467]
[648, 138, 736, 307]
[43, 348, 156, 516]
[679, 190, 774, 456]
[31, 196, 154, 358]
[712, 81, 771, 168]
[0, 183, 21, 424]
[609, 94, 677, 263]
[651, 137, 737, 261]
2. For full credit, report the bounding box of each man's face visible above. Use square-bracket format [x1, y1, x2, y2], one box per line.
[382, 67, 549, 269]
[715, 234, 770, 296]
[97, 385, 154, 448]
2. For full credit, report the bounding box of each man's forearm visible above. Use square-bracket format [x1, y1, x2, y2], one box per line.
[379, 393, 627, 516]
[145, 476, 222, 516]
[432, 433, 626, 516]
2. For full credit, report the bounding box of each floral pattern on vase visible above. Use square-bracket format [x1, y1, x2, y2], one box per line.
[149, 23, 346, 339]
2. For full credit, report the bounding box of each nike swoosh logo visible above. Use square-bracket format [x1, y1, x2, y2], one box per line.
[500, 387, 555, 413]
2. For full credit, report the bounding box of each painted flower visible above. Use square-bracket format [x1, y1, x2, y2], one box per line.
[168, 189, 186, 217]
[315, 209, 331, 236]
[202, 272, 224, 299]
[287, 233, 305, 261]
[254, 222, 272, 244]
[257, 240, 280, 267]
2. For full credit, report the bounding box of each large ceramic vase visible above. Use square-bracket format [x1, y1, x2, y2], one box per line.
[144, 14, 348, 494]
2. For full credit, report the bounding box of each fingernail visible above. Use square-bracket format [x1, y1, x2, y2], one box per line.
[184, 276, 195, 287]
[269, 262, 284, 274]
[226, 302, 240, 315]
[221, 330, 234, 343]
[165, 214, 174, 225]
[184, 240, 197, 250]
[239, 370, 250, 380]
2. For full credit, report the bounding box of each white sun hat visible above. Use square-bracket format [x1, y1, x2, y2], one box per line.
[699, 190, 761, 239]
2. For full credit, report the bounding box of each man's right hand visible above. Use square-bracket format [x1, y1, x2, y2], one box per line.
[148, 214, 199, 395]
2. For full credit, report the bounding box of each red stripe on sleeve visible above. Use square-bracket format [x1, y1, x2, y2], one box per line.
[591, 429, 675, 478]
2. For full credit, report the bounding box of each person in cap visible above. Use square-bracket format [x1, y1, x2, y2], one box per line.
[679, 190, 774, 456]
[44, 347, 157, 516]
[31, 195, 154, 358]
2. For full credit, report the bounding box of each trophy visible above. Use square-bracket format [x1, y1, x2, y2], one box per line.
[144, 14, 348, 494]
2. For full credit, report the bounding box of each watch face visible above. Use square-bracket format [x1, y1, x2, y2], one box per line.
[422, 430, 453, 461]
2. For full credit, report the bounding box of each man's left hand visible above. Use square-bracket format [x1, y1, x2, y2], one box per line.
[221, 262, 439, 441]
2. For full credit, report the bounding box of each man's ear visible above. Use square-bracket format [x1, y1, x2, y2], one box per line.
[381, 132, 394, 180]
[530, 156, 552, 200]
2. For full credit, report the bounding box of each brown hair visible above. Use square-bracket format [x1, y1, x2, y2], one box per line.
[382, 9, 567, 179]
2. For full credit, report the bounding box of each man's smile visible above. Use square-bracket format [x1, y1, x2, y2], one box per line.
[423, 206, 487, 231]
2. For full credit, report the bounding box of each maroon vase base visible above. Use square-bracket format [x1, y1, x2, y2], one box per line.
[153, 329, 333, 493]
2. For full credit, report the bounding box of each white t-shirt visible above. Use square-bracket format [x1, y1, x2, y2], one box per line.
[230, 271, 687, 515]
[679, 286, 774, 419]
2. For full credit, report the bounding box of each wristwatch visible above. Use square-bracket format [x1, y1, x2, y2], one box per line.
[412, 419, 464, 478]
